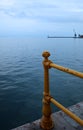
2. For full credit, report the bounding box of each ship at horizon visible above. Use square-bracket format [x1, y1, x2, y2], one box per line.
[74, 30, 83, 38]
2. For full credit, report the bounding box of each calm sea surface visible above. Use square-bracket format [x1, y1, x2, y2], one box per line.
[0, 37, 83, 130]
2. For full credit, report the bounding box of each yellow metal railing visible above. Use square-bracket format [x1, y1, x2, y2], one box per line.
[40, 51, 83, 130]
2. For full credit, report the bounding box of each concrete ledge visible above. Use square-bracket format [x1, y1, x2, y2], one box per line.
[11, 102, 83, 130]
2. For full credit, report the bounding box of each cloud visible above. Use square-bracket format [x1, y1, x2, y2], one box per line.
[0, 0, 14, 7]
[0, 0, 83, 22]
[0, 0, 83, 36]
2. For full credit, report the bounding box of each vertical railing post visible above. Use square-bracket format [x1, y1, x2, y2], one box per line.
[40, 51, 54, 130]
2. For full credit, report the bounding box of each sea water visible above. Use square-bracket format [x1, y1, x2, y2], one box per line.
[0, 37, 83, 130]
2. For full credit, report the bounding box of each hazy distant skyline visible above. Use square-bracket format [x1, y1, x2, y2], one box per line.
[0, 0, 83, 37]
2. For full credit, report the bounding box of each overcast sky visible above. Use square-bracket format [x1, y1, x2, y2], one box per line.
[0, 0, 83, 37]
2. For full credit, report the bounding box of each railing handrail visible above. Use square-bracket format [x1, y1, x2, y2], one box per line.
[40, 51, 83, 130]
[50, 97, 83, 126]
[50, 63, 83, 78]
